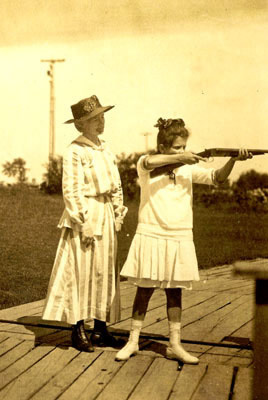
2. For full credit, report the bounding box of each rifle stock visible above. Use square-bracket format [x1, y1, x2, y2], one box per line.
[150, 148, 268, 178]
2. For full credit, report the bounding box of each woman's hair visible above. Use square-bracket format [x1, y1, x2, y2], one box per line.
[155, 118, 190, 152]
[74, 119, 85, 132]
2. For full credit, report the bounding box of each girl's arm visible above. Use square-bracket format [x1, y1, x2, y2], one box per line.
[215, 149, 253, 184]
[144, 152, 207, 170]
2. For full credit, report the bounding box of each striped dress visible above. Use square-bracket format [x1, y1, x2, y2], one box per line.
[42, 135, 127, 325]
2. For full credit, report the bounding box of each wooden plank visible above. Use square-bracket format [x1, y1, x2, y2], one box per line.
[31, 350, 102, 400]
[114, 290, 220, 334]
[228, 319, 254, 342]
[1, 347, 79, 400]
[95, 355, 153, 400]
[113, 288, 217, 328]
[118, 287, 138, 307]
[0, 322, 60, 338]
[146, 290, 251, 337]
[0, 332, 10, 343]
[0, 340, 34, 371]
[169, 364, 207, 400]
[191, 364, 234, 400]
[0, 316, 70, 332]
[59, 351, 123, 400]
[0, 322, 71, 346]
[140, 339, 206, 361]
[0, 345, 54, 390]
[199, 346, 253, 367]
[201, 299, 254, 343]
[200, 265, 233, 276]
[111, 291, 167, 327]
[0, 300, 45, 320]
[232, 367, 253, 400]
[192, 279, 253, 293]
[128, 357, 179, 400]
[0, 337, 23, 357]
[181, 294, 253, 342]
[0, 332, 42, 342]
[35, 330, 71, 347]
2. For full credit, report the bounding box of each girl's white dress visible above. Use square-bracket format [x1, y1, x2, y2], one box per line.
[120, 155, 217, 289]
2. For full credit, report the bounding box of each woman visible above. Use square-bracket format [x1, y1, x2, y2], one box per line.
[42, 95, 127, 352]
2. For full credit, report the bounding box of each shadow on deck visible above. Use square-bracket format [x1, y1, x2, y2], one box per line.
[0, 262, 258, 400]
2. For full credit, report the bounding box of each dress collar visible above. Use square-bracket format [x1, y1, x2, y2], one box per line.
[73, 135, 106, 150]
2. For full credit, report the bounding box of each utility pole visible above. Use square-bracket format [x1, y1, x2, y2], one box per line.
[142, 132, 152, 152]
[41, 59, 65, 159]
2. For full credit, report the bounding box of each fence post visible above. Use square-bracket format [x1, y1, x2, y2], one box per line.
[233, 259, 268, 400]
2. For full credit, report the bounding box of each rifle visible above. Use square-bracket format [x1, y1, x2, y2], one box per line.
[150, 148, 268, 178]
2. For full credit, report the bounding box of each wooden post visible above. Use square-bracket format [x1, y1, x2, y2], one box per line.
[233, 259, 268, 400]
[141, 132, 152, 152]
[41, 59, 65, 159]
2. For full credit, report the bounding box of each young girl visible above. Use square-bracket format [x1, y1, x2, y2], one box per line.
[115, 117, 252, 364]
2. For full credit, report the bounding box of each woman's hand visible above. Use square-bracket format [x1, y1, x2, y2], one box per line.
[176, 151, 207, 165]
[115, 221, 122, 232]
[81, 233, 95, 248]
[81, 224, 95, 248]
[232, 148, 253, 161]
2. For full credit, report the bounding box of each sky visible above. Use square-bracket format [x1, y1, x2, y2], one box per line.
[1, 0, 268, 183]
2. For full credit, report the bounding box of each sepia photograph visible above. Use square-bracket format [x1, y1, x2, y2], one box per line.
[0, 1, 268, 399]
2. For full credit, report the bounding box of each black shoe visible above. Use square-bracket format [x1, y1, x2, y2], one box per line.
[72, 323, 94, 352]
[90, 330, 125, 348]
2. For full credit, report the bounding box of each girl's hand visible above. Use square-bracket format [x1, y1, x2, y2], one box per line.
[232, 148, 253, 161]
[176, 151, 207, 165]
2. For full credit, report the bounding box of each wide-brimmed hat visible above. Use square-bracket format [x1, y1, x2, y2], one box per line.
[64, 95, 114, 124]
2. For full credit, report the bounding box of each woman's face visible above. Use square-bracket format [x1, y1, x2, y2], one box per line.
[83, 113, 105, 135]
[161, 135, 187, 155]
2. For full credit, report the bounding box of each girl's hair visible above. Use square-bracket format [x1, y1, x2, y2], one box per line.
[155, 118, 190, 152]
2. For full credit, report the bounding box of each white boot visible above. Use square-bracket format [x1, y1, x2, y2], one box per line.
[166, 321, 199, 365]
[115, 319, 143, 361]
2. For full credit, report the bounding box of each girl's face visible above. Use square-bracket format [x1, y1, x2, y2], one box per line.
[83, 113, 105, 136]
[160, 135, 187, 155]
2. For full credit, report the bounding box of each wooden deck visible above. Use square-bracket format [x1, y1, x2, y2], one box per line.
[0, 262, 258, 400]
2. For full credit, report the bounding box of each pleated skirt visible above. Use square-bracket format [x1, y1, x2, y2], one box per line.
[42, 205, 120, 325]
[120, 232, 200, 289]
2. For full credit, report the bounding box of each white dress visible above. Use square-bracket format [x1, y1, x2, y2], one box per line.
[120, 155, 217, 289]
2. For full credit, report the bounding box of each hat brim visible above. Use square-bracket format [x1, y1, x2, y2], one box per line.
[64, 105, 114, 124]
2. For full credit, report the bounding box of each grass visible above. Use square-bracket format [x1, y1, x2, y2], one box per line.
[1, 185, 268, 310]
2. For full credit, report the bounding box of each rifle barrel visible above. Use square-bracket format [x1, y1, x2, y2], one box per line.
[206, 148, 268, 157]
[150, 148, 268, 178]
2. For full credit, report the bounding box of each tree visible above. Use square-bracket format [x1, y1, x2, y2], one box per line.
[41, 156, 63, 194]
[2, 158, 28, 183]
[233, 169, 268, 191]
[116, 152, 144, 200]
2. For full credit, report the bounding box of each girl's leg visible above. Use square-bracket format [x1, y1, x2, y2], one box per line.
[115, 287, 154, 361]
[165, 287, 182, 322]
[165, 288, 199, 364]
[132, 287, 155, 320]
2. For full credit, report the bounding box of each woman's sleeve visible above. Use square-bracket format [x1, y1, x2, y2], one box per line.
[62, 146, 89, 230]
